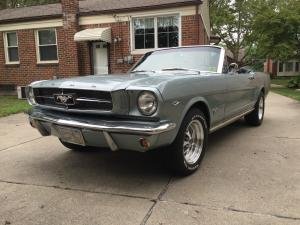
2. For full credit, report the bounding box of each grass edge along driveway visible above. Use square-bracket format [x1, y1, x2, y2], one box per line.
[0, 96, 31, 117]
[271, 77, 300, 102]
[271, 87, 300, 101]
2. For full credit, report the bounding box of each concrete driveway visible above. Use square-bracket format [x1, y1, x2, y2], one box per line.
[0, 92, 299, 225]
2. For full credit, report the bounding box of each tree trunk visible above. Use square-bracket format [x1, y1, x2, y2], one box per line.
[0, 0, 7, 9]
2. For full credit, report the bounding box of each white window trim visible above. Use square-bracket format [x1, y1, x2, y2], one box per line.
[35, 28, 59, 64]
[3, 31, 20, 65]
[130, 13, 182, 55]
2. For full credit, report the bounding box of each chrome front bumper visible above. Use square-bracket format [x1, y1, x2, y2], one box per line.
[28, 109, 176, 152]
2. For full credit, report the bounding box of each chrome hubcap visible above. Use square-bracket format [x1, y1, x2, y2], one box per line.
[258, 97, 264, 120]
[183, 119, 204, 164]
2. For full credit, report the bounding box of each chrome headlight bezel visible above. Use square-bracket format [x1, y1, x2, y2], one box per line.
[137, 91, 158, 116]
[25, 86, 36, 106]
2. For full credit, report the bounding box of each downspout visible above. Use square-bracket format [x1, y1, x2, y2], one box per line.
[196, 5, 200, 44]
[195, 0, 203, 44]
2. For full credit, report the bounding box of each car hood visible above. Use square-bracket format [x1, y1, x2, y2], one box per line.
[30, 73, 194, 92]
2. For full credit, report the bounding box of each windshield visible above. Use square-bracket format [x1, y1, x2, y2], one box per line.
[131, 47, 221, 73]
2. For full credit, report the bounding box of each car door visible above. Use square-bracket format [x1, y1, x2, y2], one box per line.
[238, 67, 257, 104]
[225, 67, 256, 119]
[203, 73, 227, 127]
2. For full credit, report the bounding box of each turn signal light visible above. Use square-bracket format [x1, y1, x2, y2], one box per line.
[30, 120, 36, 128]
[140, 138, 150, 149]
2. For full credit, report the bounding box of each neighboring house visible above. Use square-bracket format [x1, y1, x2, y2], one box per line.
[0, 0, 211, 88]
[265, 59, 300, 77]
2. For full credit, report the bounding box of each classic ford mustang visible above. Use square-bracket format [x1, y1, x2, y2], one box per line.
[26, 46, 270, 175]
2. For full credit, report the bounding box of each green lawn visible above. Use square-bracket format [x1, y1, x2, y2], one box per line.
[270, 76, 300, 101]
[271, 78, 291, 86]
[271, 87, 300, 101]
[0, 96, 31, 117]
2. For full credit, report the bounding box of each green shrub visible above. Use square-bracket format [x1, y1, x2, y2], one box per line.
[287, 77, 300, 89]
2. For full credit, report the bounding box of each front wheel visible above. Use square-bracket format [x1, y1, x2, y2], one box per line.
[168, 108, 208, 176]
[245, 92, 265, 126]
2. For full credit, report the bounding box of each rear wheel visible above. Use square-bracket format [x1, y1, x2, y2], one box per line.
[168, 108, 208, 176]
[245, 92, 265, 126]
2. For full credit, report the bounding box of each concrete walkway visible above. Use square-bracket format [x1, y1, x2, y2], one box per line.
[0, 92, 299, 225]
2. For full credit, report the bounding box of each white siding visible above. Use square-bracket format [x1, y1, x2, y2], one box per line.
[199, 0, 210, 37]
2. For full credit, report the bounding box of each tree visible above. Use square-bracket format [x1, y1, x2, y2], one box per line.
[209, 0, 255, 65]
[0, 0, 8, 9]
[210, 0, 300, 63]
[252, 0, 300, 60]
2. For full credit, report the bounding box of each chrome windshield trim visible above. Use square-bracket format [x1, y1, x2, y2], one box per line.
[217, 48, 225, 74]
[29, 113, 176, 136]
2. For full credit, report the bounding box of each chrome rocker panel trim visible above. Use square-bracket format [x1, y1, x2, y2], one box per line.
[209, 108, 254, 133]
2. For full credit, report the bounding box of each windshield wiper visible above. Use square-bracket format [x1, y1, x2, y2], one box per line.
[161, 68, 201, 74]
[131, 70, 156, 74]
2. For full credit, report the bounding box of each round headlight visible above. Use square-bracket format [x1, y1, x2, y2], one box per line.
[137, 91, 158, 116]
[26, 87, 36, 105]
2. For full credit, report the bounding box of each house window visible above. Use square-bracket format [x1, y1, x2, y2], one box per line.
[133, 18, 155, 49]
[278, 62, 284, 72]
[133, 15, 180, 50]
[157, 16, 179, 48]
[35, 29, 58, 63]
[295, 62, 299, 72]
[285, 62, 294, 72]
[4, 32, 19, 64]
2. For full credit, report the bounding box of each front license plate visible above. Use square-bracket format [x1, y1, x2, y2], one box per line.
[55, 126, 85, 146]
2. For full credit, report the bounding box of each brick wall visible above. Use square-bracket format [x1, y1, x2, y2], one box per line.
[59, 0, 80, 77]
[78, 21, 142, 75]
[0, 29, 60, 86]
[79, 14, 209, 76]
[0, 14, 209, 87]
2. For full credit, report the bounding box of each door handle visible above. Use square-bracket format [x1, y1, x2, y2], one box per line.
[248, 75, 255, 80]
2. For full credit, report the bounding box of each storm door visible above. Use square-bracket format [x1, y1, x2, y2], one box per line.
[92, 42, 108, 75]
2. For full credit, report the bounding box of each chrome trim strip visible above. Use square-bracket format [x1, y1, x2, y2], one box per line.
[29, 114, 176, 136]
[35, 105, 112, 114]
[36, 96, 54, 99]
[76, 98, 112, 104]
[103, 131, 119, 151]
[209, 108, 254, 133]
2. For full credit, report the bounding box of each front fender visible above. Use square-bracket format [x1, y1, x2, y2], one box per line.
[177, 96, 211, 130]
[160, 96, 211, 144]
[179, 96, 211, 126]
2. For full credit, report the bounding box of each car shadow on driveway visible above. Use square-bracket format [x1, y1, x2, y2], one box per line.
[36, 119, 251, 181]
[0, 118, 261, 200]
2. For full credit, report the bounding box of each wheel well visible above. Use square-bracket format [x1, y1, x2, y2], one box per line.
[190, 101, 211, 129]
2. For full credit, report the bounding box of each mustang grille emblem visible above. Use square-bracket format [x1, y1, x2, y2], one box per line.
[54, 94, 75, 106]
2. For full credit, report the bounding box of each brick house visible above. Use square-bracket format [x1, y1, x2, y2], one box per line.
[0, 0, 210, 88]
[264, 59, 300, 77]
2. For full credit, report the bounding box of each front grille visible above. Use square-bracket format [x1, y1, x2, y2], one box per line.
[33, 88, 113, 111]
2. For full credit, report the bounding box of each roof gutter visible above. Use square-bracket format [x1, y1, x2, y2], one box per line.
[0, 14, 62, 25]
[79, 0, 203, 16]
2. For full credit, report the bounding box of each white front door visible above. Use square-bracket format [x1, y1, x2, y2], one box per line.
[92, 42, 108, 75]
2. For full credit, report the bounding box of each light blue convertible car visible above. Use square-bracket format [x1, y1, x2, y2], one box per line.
[26, 46, 270, 175]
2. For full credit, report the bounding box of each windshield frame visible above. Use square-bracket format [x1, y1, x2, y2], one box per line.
[129, 45, 225, 74]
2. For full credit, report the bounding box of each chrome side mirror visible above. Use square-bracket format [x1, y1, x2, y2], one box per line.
[228, 63, 238, 73]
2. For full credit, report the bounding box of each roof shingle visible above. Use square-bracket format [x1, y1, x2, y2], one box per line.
[0, 3, 62, 23]
[0, 0, 201, 23]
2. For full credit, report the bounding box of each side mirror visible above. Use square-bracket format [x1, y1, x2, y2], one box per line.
[228, 63, 238, 73]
